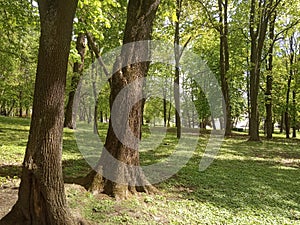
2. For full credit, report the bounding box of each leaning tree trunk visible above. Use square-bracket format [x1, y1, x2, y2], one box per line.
[0, 1, 78, 225]
[84, 0, 160, 200]
[64, 33, 86, 129]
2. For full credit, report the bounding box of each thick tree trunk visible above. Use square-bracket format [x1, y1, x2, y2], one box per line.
[84, 0, 160, 200]
[64, 33, 86, 129]
[0, 1, 78, 225]
[265, 12, 276, 139]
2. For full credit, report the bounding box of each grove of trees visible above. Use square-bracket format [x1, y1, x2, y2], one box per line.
[0, 0, 300, 224]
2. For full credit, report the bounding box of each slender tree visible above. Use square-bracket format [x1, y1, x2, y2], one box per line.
[248, 0, 281, 141]
[0, 0, 78, 224]
[174, 0, 182, 138]
[292, 90, 297, 137]
[218, 0, 232, 136]
[265, 12, 276, 139]
[64, 33, 86, 129]
[285, 34, 295, 138]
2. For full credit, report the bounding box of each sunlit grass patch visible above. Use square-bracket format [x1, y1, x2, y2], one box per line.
[1, 117, 300, 224]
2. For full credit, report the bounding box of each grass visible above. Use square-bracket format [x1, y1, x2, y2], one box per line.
[1, 116, 300, 224]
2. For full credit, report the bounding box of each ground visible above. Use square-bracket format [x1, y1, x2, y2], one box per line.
[1, 117, 300, 224]
[0, 179, 18, 219]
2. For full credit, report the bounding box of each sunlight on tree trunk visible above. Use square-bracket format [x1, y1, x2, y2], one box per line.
[83, 0, 160, 200]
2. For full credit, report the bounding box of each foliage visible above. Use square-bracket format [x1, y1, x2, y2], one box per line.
[0, 1, 39, 116]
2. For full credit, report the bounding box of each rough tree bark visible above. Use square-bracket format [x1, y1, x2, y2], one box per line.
[0, 0, 78, 224]
[83, 0, 160, 200]
[64, 33, 86, 129]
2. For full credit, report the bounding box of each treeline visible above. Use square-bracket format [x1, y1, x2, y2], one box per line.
[0, 0, 299, 141]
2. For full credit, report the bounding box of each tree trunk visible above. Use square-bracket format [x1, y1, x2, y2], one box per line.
[292, 90, 296, 138]
[174, 0, 182, 139]
[7, 100, 15, 117]
[100, 111, 104, 123]
[219, 117, 224, 130]
[211, 114, 216, 130]
[167, 81, 172, 127]
[248, 0, 272, 141]
[246, 55, 251, 135]
[84, 0, 160, 200]
[64, 33, 86, 129]
[163, 78, 167, 127]
[285, 35, 294, 139]
[280, 112, 284, 133]
[265, 12, 276, 139]
[0, 1, 78, 224]
[19, 90, 23, 117]
[218, 0, 232, 136]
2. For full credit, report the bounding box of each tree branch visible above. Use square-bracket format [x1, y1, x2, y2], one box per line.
[85, 32, 110, 78]
[179, 36, 192, 59]
[261, 19, 300, 62]
[196, 0, 220, 32]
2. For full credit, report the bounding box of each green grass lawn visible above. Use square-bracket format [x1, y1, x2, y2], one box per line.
[1, 116, 300, 224]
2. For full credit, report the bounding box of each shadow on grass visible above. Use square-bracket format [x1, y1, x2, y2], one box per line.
[0, 165, 22, 179]
[222, 137, 300, 163]
[0, 159, 91, 185]
[0, 116, 30, 127]
[164, 148, 300, 221]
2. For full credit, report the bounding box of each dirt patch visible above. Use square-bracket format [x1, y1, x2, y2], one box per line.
[0, 180, 19, 219]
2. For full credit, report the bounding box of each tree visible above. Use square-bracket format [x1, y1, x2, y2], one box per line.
[196, 0, 232, 134]
[218, 0, 232, 136]
[64, 33, 86, 129]
[63, 0, 125, 129]
[264, 12, 276, 139]
[83, 0, 160, 200]
[0, 0, 39, 117]
[284, 33, 297, 138]
[248, 0, 281, 141]
[174, 0, 183, 138]
[0, 0, 78, 224]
